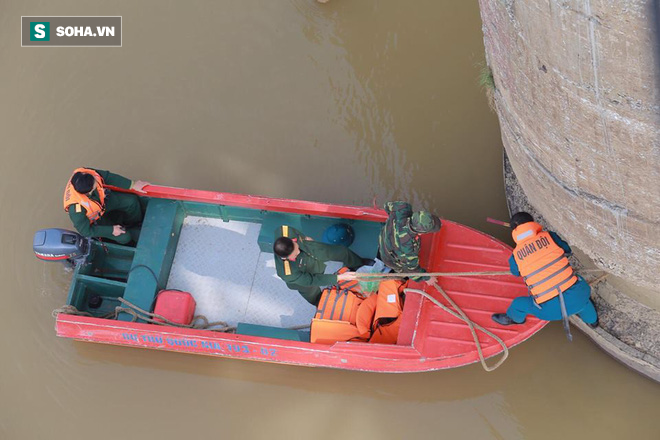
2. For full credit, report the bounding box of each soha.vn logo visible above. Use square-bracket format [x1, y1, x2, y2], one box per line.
[30, 22, 50, 41]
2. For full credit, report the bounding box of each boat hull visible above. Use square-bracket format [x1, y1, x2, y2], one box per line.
[54, 185, 547, 372]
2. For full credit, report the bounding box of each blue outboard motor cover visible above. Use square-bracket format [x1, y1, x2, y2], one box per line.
[33, 228, 87, 261]
[322, 223, 355, 247]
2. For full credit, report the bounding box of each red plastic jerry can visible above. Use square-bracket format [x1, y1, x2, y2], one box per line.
[153, 290, 196, 325]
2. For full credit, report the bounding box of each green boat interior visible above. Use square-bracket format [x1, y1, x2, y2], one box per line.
[67, 198, 384, 341]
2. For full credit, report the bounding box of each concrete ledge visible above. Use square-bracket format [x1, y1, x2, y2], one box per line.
[504, 151, 660, 383]
[570, 316, 660, 383]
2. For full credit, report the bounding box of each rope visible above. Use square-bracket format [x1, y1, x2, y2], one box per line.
[397, 270, 608, 370]
[52, 305, 116, 320]
[53, 299, 312, 333]
[116, 298, 236, 332]
[358, 270, 512, 279]
[357, 268, 606, 279]
[404, 282, 509, 372]
[52, 305, 93, 318]
[51, 301, 235, 332]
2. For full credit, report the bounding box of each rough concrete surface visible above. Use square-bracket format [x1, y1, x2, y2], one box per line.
[505, 152, 660, 382]
[478, 0, 660, 291]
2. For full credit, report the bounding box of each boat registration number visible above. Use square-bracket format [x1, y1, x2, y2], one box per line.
[121, 332, 278, 358]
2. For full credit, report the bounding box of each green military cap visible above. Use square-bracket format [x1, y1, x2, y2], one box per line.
[410, 211, 441, 234]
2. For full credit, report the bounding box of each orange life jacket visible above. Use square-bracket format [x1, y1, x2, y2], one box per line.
[315, 287, 362, 324]
[369, 279, 405, 344]
[63, 168, 107, 223]
[336, 266, 366, 298]
[310, 279, 406, 345]
[311, 287, 367, 344]
[355, 295, 377, 335]
[310, 319, 365, 345]
[512, 222, 577, 304]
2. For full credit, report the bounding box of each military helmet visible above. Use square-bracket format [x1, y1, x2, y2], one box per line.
[322, 223, 355, 246]
[410, 211, 441, 234]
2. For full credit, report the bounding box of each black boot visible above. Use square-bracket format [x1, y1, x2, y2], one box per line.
[586, 318, 599, 329]
[491, 313, 525, 326]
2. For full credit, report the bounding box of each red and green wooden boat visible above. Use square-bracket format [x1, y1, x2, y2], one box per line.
[47, 183, 546, 372]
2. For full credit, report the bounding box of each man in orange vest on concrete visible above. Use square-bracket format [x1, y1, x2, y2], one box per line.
[63, 168, 149, 245]
[491, 212, 598, 331]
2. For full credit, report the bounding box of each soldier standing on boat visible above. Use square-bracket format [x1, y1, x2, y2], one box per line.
[491, 212, 598, 331]
[63, 168, 149, 245]
[378, 201, 442, 283]
[273, 225, 365, 305]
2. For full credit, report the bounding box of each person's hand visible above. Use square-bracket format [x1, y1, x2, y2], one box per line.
[304, 236, 314, 241]
[425, 276, 438, 286]
[112, 225, 126, 236]
[131, 180, 150, 193]
[337, 271, 357, 281]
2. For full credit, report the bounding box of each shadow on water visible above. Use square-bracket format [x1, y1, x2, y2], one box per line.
[72, 340, 504, 402]
[69, 322, 623, 403]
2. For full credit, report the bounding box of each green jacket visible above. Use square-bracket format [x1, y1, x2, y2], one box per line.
[273, 226, 362, 288]
[378, 201, 427, 279]
[67, 169, 132, 240]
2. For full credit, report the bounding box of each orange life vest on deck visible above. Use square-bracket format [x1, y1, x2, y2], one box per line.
[310, 279, 406, 345]
[63, 168, 107, 223]
[311, 287, 366, 344]
[368, 279, 405, 344]
[512, 222, 577, 304]
[315, 287, 363, 323]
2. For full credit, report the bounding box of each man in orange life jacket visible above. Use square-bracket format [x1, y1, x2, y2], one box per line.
[491, 212, 598, 327]
[64, 168, 149, 245]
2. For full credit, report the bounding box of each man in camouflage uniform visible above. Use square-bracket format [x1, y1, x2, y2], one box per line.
[378, 201, 441, 281]
[273, 225, 364, 305]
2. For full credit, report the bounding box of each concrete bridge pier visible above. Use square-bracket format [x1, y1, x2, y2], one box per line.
[478, 0, 660, 381]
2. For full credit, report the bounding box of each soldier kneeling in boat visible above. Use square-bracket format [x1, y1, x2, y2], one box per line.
[378, 201, 441, 284]
[63, 168, 149, 245]
[273, 225, 366, 306]
[491, 212, 598, 328]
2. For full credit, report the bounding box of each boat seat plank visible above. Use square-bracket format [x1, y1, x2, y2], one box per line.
[76, 274, 128, 289]
[118, 199, 184, 322]
[257, 211, 383, 259]
[236, 323, 310, 342]
[257, 212, 302, 252]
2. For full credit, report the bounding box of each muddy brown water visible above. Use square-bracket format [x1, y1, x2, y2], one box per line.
[1, 1, 659, 439]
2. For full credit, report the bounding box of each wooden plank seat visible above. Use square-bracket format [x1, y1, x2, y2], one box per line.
[117, 199, 184, 322]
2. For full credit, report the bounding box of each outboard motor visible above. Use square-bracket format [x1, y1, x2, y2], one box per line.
[33, 228, 91, 266]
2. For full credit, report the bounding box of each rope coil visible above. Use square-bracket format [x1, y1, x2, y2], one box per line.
[53, 298, 312, 333]
[52, 300, 235, 332]
[405, 282, 509, 372]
